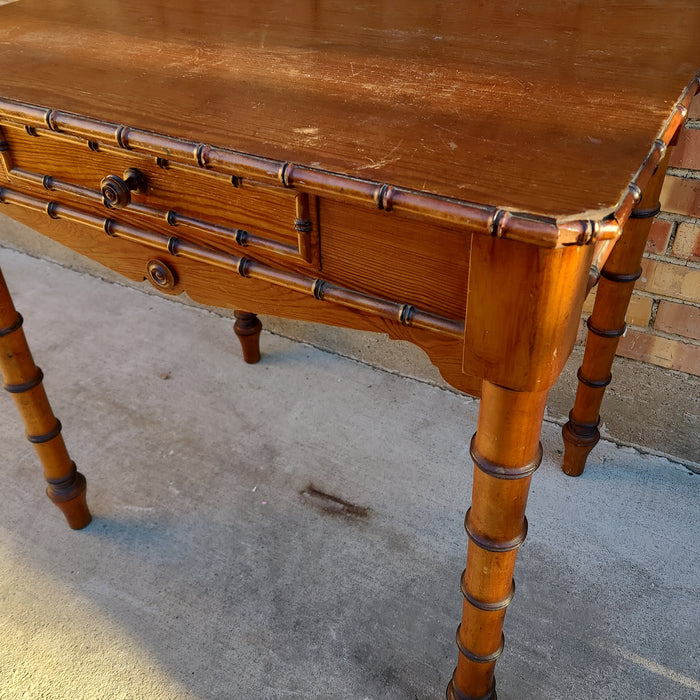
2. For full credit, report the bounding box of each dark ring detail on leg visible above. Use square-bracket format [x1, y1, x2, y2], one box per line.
[464, 508, 528, 552]
[587, 317, 626, 338]
[456, 626, 505, 664]
[447, 675, 497, 700]
[45, 462, 85, 503]
[600, 267, 642, 284]
[470, 435, 542, 480]
[3, 368, 44, 393]
[630, 203, 661, 219]
[567, 411, 601, 432]
[27, 419, 62, 444]
[461, 572, 515, 612]
[576, 368, 612, 389]
[0, 312, 23, 337]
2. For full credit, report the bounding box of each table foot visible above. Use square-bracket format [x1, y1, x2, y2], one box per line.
[0, 267, 91, 529]
[561, 413, 600, 477]
[450, 381, 547, 700]
[233, 310, 262, 364]
[46, 464, 91, 529]
[447, 675, 497, 699]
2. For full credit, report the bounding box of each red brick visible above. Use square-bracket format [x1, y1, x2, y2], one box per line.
[671, 222, 700, 262]
[655, 300, 700, 340]
[581, 290, 652, 327]
[669, 127, 700, 170]
[660, 175, 700, 217]
[674, 341, 700, 375]
[617, 329, 672, 367]
[637, 259, 700, 303]
[617, 329, 700, 375]
[644, 218, 673, 254]
[689, 93, 700, 119]
[628, 295, 654, 327]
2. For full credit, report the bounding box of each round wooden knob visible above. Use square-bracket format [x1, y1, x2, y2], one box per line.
[100, 167, 147, 209]
[146, 259, 177, 291]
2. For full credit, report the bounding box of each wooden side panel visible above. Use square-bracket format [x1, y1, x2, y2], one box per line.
[463, 235, 594, 391]
[318, 199, 470, 320]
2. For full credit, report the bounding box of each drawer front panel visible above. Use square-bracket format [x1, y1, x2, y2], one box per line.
[0, 123, 318, 269]
[318, 199, 470, 320]
[1, 117, 471, 348]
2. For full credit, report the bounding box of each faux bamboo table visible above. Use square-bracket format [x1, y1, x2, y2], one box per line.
[1, 1, 699, 697]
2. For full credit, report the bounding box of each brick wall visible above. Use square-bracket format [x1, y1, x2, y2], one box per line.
[581, 91, 700, 376]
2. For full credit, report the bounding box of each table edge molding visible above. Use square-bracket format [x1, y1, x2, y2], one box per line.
[2, 71, 696, 250]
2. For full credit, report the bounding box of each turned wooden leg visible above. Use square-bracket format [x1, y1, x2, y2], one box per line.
[448, 381, 547, 700]
[562, 146, 672, 477]
[233, 310, 262, 364]
[0, 267, 91, 529]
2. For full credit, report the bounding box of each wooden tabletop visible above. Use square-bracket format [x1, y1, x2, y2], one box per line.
[0, 0, 698, 220]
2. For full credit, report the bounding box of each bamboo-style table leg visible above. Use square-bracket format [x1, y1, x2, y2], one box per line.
[448, 381, 547, 700]
[561, 146, 672, 477]
[0, 267, 91, 529]
[233, 310, 262, 364]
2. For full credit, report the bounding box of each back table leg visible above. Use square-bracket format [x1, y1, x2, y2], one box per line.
[0, 267, 91, 529]
[233, 310, 262, 364]
[561, 145, 672, 477]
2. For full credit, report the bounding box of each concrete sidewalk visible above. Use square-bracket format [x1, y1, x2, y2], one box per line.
[0, 248, 698, 700]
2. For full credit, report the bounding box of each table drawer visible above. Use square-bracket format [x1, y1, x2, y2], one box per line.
[0, 122, 319, 270]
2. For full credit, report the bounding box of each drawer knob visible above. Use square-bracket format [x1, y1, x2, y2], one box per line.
[100, 168, 147, 209]
[146, 259, 177, 291]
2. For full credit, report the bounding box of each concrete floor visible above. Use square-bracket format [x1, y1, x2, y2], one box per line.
[0, 248, 698, 700]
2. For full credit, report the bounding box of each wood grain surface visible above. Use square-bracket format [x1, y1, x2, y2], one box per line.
[1, 0, 698, 219]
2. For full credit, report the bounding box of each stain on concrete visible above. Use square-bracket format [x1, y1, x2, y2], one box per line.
[300, 483, 370, 520]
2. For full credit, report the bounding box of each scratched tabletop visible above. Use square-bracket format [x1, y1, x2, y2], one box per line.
[1, 0, 699, 218]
